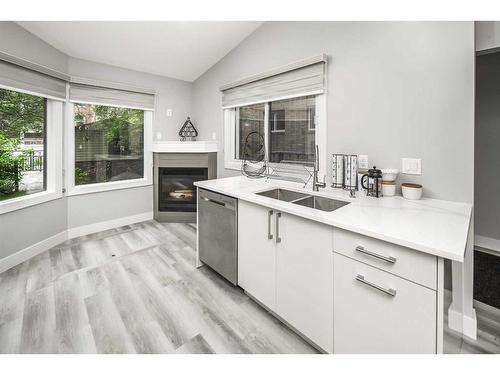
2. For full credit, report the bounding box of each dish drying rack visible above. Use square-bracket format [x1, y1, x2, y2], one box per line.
[266, 161, 314, 187]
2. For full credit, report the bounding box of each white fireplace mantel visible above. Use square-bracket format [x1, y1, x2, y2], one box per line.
[152, 141, 218, 153]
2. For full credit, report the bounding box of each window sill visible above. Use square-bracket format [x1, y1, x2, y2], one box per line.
[66, 178, 152, 196]
[0, 189, 63, 215]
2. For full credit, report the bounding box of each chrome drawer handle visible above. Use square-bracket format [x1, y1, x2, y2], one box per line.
[268, 210, 273, 240]
[355, 245, 396, 264]
[356, 274, 397, 297]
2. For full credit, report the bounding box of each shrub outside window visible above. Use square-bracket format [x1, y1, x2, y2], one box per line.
[0, 87, 46, 202]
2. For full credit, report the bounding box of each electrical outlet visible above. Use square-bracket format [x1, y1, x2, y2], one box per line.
[402, 158, 422, 175]
[358, 155, 369, 169]
[166, 109, 173, 117]
[156, 132, 162, 140]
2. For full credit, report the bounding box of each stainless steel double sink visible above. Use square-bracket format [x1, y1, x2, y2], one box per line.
[256, 188, 350, 212]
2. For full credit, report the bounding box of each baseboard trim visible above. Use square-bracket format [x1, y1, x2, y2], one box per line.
[475, 235, 500, 255]
[0, 231, 67, 274]
[0, 211, 153, 274]
[448, 305, 477, 340]
[67, 212, 153, 239]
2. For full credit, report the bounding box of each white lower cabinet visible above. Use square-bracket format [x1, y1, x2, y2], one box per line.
[237, 201, 334, 353]
[276, 212, 334, 353]
[333, 252, 437, 354]
[238, 200, 277, 310]
[238, 200, 438, 354]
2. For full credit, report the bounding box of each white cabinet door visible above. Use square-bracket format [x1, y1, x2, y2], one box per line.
[333, 252, 437, 353]
[237, 200, 277, 310]
[276, 212, 334, 353]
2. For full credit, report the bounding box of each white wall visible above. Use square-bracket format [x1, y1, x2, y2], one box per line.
[66, 186, 153, 229]
[476, 21, 500, 52]
[193, 21, 475, 203]
[0, 21, 68, 72]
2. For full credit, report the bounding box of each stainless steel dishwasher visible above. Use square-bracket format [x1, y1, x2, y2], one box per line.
[198, 188, 238, 285]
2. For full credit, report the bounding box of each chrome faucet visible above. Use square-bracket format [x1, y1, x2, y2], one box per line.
[313, 145, 326, 192]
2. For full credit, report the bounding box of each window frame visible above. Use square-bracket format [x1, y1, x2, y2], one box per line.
[270, 109, 286, 133]
[224, 94, 327, 178]
[65, 102, 153, 196]
[0, 95, 63, 215]
[307, 106, 316, 132]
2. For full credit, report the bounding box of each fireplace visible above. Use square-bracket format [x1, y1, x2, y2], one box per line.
[158, 167, 208, 212]
[154, 151, 217, 223]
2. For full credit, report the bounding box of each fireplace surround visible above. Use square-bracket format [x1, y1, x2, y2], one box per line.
[154, 152, 216, 222]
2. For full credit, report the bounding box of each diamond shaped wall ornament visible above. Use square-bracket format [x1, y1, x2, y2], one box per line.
[178, 116, 198, 141]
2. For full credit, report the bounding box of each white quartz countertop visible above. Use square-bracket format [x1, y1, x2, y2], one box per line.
[195, 176, 472, 262]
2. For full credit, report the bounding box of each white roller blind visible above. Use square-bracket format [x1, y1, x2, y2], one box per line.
[70, 83, 155, 111]
[0, 59, 67, 100]
[221, 55, 326, 108]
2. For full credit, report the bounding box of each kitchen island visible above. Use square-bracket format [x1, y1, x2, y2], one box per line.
[195, 175, 475, 353]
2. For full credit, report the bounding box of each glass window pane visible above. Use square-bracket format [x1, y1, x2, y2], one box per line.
[0, 88, 46, 201]
[74, 103, 144, 185]
[268, 96, 315, 164]
[237, 103, 265, 160]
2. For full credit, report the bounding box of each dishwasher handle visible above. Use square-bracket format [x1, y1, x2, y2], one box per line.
[199, 190, 236, 211]
[200, 196, 226, 207]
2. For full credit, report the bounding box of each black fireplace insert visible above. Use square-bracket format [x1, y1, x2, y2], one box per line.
[158, 167, 208, 212]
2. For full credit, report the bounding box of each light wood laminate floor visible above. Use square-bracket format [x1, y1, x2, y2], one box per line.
[1, 220, 499, 354]
[0, 221, 317, 354]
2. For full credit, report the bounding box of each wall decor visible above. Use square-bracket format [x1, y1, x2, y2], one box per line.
[179, 116, 198, 141]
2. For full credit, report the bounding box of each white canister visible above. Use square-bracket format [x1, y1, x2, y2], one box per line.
[381, 181, 396, 196]
[401, 183, 423, 200]
[332, 154, 344, 188]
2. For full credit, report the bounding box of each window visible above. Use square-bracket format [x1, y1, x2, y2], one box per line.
[0, 87, 46, 202]
[236, 103, 265, 160]
[225, 94, 323, 171]
[268, 96, 316, 164]
[270, 110, 285, 133]
[307, 106, 316, 131]
[73, 104, 145, 186]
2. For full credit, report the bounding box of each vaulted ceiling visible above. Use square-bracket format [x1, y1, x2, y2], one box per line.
[17, 21, 263, 82]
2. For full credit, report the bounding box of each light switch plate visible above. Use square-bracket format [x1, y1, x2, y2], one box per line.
[156, 132, 162, 140]
[358, 155, 369, 169]
[402, 158, 422, 175]
[166, 109, 173, 117]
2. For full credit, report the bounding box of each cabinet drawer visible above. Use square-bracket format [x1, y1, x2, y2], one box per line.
[333, 228, 437, 290]
[333, 253, 437, 354]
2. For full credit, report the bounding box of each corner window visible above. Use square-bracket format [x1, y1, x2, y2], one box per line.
[225, 94, 322, 171]
[0, 87, 46, 202]
[73, 104, 145, 186]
